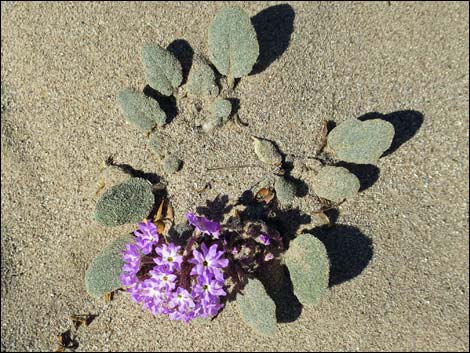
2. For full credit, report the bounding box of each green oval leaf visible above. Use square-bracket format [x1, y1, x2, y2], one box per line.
[117, 88, 166, 130]
[94, 178, 154, 227]
[85, 234, 135, 298]
[208, 8, 259, 79]
[313, 166, 360, 203]
[327, 118, 395, 164]
[237, 278, 277, 336]
[285, 234, 329, 306]
[142, 45, 183, 96]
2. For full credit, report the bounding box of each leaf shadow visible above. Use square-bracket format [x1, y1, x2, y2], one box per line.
[358, 110, 424, 157]
[143, 85, 178, 124]
[251, 4, 296, 75]
[167, 39, 194, 86]
[256, 260, 302, 323]
[196, 194, 233, 223]
[304, 225, 374, 287]
[335, 162, 381, 192]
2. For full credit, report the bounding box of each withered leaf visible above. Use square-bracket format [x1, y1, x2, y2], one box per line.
[56, 329, 78, 351]
[155, 199, 165, 222]
[255, 187, 275, 204]
[155, 219, 166, 234]
[70, 314, 97, 329]
[104, 291, 114, 302]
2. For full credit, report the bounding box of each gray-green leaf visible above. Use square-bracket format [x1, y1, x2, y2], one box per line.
[94, 178, 155, 227]
[186, 55, 219, 97]
[85, 234, 135, 298]
[117, 88, 166, 130]
[210, 99, 232, 122]
[142, 45, 183, 96]
[285, 234, 329, 305]
[237, 278, 277, 336]
[313, 166, 360, 203]
[208, 8, 259, 79]
[327, 118, 395, 164]
[252, 136, 282, 165]
[274, 175, 296, 206]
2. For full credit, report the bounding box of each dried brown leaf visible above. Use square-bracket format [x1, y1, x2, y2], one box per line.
[155, 220, 166, 234]
[104, 291, 114, 302]
[155, 199, 165, 221]
[255, 187, 275, 204]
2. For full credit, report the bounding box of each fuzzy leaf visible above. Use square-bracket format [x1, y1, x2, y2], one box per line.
[94, 178, 154, 227]
[162, 155, 182, 174]
[186, 55, 219, 97]
[313, 166, 360, 203]
[327, 118, 395, 164]
[210, 99, 232, 122]
[85, 234, 134, 298]
[285, 234, 329, 305]
[252, 136, 282, 165]
[117, 88, 166, 130]
[274, 176, 296, 206]
[237, 278, 277, 336]
[142, 45, 183, 96]
[208, 8, 259, 79]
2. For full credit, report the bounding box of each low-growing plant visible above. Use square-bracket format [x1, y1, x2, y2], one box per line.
[86, 5, 400, 337]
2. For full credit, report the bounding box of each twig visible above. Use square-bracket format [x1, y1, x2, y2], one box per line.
[206, 164, 262, 171]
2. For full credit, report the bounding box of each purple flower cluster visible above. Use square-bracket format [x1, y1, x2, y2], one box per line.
[121, 216, 228, 323]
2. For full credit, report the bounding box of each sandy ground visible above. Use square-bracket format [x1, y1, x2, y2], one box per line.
[1, 1, 469, 351]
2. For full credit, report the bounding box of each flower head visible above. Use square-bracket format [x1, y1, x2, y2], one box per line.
[185, 213, 221, 239]
[154, 243, 183, 272]
[193, 272, 226, 300]
[189, 243, 228, 277]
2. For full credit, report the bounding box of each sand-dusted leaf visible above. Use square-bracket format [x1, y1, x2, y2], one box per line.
[117, 88, 166, 130]
[186, 55, 219, 97]
[274, 175, 296, 206]
[284, 234, 329, 305]
[94, 178, 154, 227]
[312, 166, 360, 203]
[208, 8, 259, 81]
[142, 44, 183, 96]
[252, 136, 282, 165]
[327, 118, 395, 164]
[162, 155, 182, 174]
[85, 234, 134, 299]
[210, 99, 232, 122]
[237, 278, 277, 336]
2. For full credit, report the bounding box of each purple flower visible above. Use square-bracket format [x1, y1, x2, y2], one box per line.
[264, 252, 274, 261]
[134, 220, 159, 255]
[185, 212, 221, 239]
[149, 267, 177, 290]
[169, 287, 195, 311]
[154, 243, 183, 272]
[189, 243, 228, 277]
[121, 243, 141, 274]
[120, 272, 137, 286]
[197, 298, 224, 318]
[140, 278, 164, 301]
[259, 233, 271, 246]
[193, 272, 226, 300]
